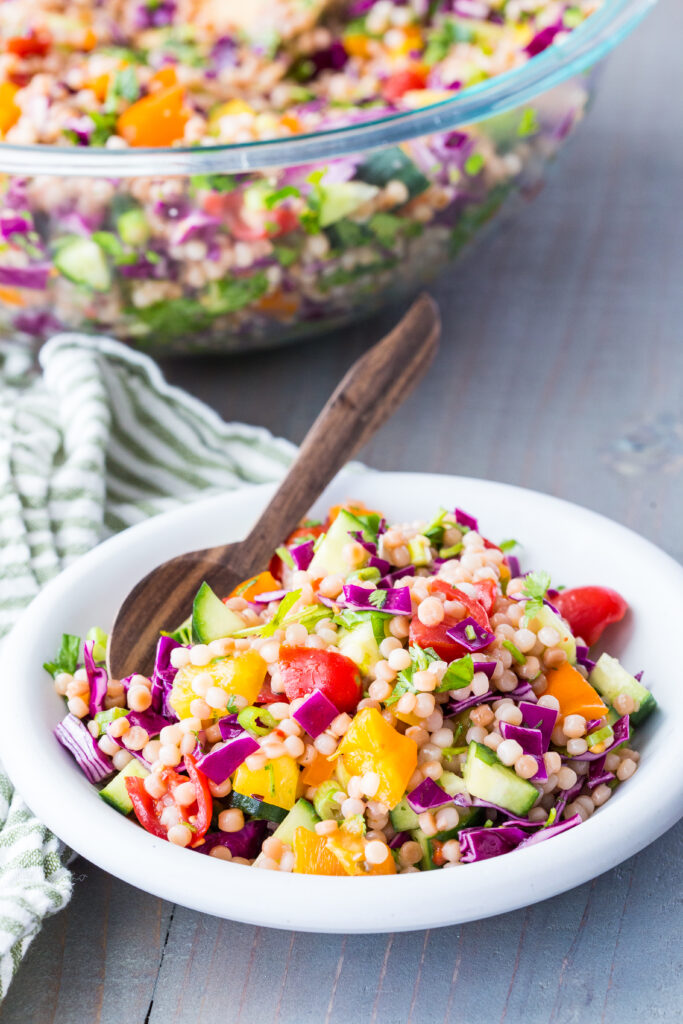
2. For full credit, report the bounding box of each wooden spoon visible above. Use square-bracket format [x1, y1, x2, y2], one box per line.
[108, 293, 440, 679]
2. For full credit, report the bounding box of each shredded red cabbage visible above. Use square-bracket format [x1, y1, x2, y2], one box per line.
[150, 636, 182, 721]
[471, 660, 497, 679]
[252, 589, 289, 604]
[517, 813, 582, 848]
[506, 555, 521, 579]
[197, 821, 269, 860]
[54, 713, 113, 784]
[460, 824, 528, 862]
[342, 584, 412, 616]
[446, 680, 534, 716]
[445, 617, 494, 652]
[576, 645, 597, 672]
[290, 539, 315, 571]
[407, 777, 454, 813]
[196, 733, 259, 784]
[377, 565, 415, 588]
[218, 714, 245, 742]
[499, 721, 544, 757]
[455, 507, 478, 532]
[565, 715, 630, 763]
[0, 264, 50, 290]
[519, 701, 557, 750]
[292, 689, 338, 738]
[587, 756, 615, 790]
[389, 830, 410, 850]
[84, 641, 108, 719]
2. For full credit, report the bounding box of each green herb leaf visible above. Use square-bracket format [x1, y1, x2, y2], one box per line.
[423, 507, 449, 545]
[88, 111, 118, 146]
[275, 546, 295, 570]
[464, 152, 484, 176]
[502, 639, 526, 665]
[189, 173, 237, 194]
[106, 66, 140, 111]
[499, 539, 520, 552]
[522, 570, 551, 620]
[436, 654, 474, 692]
[263, 185, 300, 209]
[517, 108, 539, 138]
[369, 589, 388, 610]
[44, 634, 81, 678]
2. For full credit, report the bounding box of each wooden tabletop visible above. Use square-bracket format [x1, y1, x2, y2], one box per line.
[3, 1, 681, 1020]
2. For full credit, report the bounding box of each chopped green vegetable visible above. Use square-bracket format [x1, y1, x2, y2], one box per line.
[44, 634, 81, 678]
[502, 640, 526, 665]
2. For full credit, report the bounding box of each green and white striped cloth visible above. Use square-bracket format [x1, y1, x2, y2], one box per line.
[0, 333, 295, 998]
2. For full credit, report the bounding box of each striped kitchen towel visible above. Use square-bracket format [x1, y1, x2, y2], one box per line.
[0, 333, 295, 998]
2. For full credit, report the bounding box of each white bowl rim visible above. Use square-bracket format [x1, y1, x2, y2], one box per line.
[0, 469, 681, 934]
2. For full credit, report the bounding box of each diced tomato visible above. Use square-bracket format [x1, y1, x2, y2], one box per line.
[482, 537, 502, 552]
[269, 523, 325, 581]
[554, 586, 628, 647]
[382, 68, 427, 102]
[125, 754, 212, 844]
[409, 579, 491, 662]
[6, 32, 51, 58]
[201, 191, 299, 241]
[256, 679, 284, 705]
[278, 646, 362, 714]
[471, 578, 497, 615]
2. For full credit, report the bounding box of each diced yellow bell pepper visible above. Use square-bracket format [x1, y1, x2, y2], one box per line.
[293, 827, 346, 876]
[169, 650, 267, 719]
[325, 821, 396, 876]
[233, 755, 299, 811]
[210, 98, 254, 122]
[337, 708, 417, 810]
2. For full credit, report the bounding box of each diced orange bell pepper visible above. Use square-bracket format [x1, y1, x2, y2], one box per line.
[343, 33, 371, 58]
[87, 72, 111, 103]
[544, 661, 608, 721]
[117, 84, 189, 147]
[0, 82, 21, 135]
[79, 27, 98, 52]
[0, 286, 26, 307]
[256, 289, 300, 319]
[326, 500, 383, 526]
[280, 113, 302, 135]
[325, 826, 396, 876]
[337, 708, 417, 810]
[149, 66, 178, 92]
[293, 826, 346, 876]
[301, 753, 335, 787]
[228, 570, 280, 602]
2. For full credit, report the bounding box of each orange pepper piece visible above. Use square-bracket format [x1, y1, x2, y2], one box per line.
[544, 661, 608, 721]
[117, 85, 189, 147]
[87, 72, 111, 103]
[280, 113, 302, 135]
[228, 570, 280, 602]
[0, 286, 26, 307]
[293, 827, 346, 876]
[337, 708, 417, 810]
[301, 753, 335, 787]
[344, 33, 371, 58]
[0, 82, 21, 135]
[149, 66, 178, 92]
[325, 826, 396, 876]
[256, 289, 300, 318]
[326, 500, 383, 525]
[79, 27, 98, 51]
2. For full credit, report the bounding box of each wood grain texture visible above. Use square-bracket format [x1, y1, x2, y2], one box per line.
[1, 1, 680, 1020]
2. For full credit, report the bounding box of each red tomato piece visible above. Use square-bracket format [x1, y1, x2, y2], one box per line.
[471, 578, 497, 615]
[409, 579, 491, 662]
[279, 646, 362, 714]
[269, 523, 325, 581]
[554, 586, 628, 647]
[382, 68, 427, 102]
[125, 754, 212, 843]
[6, 32, 51, 58]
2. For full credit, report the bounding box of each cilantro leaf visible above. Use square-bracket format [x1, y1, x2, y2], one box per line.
[499, 539, 520, 552]
[385, 645, 439, 705]
[522, 570, 551, 620]
[369, 589, 388, 610]
[423, 507, 449, 545]
[436, 654, 474, 692]
[43, 634, 81, 678]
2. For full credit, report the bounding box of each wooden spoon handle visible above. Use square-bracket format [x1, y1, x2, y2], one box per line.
[225, 293, 440, 579]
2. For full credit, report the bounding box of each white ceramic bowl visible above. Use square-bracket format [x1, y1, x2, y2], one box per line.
[1, 471, 681, 933]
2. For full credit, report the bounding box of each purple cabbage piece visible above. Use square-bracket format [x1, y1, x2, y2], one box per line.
[125, 709, 170, 737]
[0, 212, 32, 239]
[292, 689, 339, 738]
[460, 824, 528, 862]
[218, 714, 245, 742]
[446, 680, 534, 717]
[389, 831, 410, 850]
[634, 670, 644, 683]
[290, 539, 315, 571]
[0, 264, 50, 290]
[517, 813, 582, 848]
[406, 777, 454, 813]
[369, 554, 392, 577]
[471, 660, 497, 679]
[587, 756, 615, 790]
[13, 309, 62, 338]
[445, 617, 494, 653]
[197, 733, 259, 784]
[377, 565, 415, 588]
[566, 715, 630, 763]
[170, 212, 221, 247]
[150, 636, 181, 721]
[350, 531, 377, 557]
[197, 821, 268, 860]
[507, 555, 521, 579]
[499, 721, 544, 757]
[525, 21, 563, 57]
[134, 0, 176, 29]
[84, 642, 108, 718]
[54, 714, 113, 784]
[342, 584, 412, 616]
[309, 40, 348, 75]
[554, 778, 583, 819]
[251, 589, 289, 604]
[519, 701, 557, 750]
[576, 644, 597, 673]
[210, 36, 238, 72]
[455, 507, 478, 532]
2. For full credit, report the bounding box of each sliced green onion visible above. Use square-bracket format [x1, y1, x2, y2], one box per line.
[238, 706, 277, 736]
[275, 545, 295, 570]
[502, 640, 526, 665]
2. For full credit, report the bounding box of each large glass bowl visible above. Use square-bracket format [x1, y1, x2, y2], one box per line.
[0, 0, 657, 355]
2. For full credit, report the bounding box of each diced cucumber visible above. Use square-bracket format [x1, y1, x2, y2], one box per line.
[411, 827, 435, 870]
[318, 182, 379, 228]
[463, 741, 538, 816]
[407, 535, 431, 566]
[270, 798, 320, 847]
[54, 236, 111, 291]
[92, 706, 128, 738]
[338, 619, 381, 675]
[434, 806, 484, 839]
[99, 759, 148, 815]
[117, 207, 150, 246]
[228, 792, 288, 823]
[390, 796, 419, 832]
[527, 604, 576, 664]
[357, 147, 430, 199]
[439, 770, 468, 799]
[192, 581, 244, 643]
[590, 653, 656, 726]
[308, 508, 369, 577]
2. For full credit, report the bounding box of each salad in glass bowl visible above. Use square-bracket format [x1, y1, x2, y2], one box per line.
[0, 0, 656, 353]
[47, 500, 655, 875]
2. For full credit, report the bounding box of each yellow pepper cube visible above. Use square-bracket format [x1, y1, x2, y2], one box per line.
[233, 755, 299, 811]
[169, 650, 267, 719]
[337, 708, 417, 810]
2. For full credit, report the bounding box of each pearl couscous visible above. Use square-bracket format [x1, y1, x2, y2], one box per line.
[48, 499, 655, 874]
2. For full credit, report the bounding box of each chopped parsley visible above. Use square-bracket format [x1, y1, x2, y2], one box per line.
[521, 570, 551, 620]
[43, 633, 81, 678]
[436, 654, 474, 692]
[499, 539, 520, 552]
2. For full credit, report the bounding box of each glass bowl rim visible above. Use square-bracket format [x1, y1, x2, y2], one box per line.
[0, 0, 657, 176]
